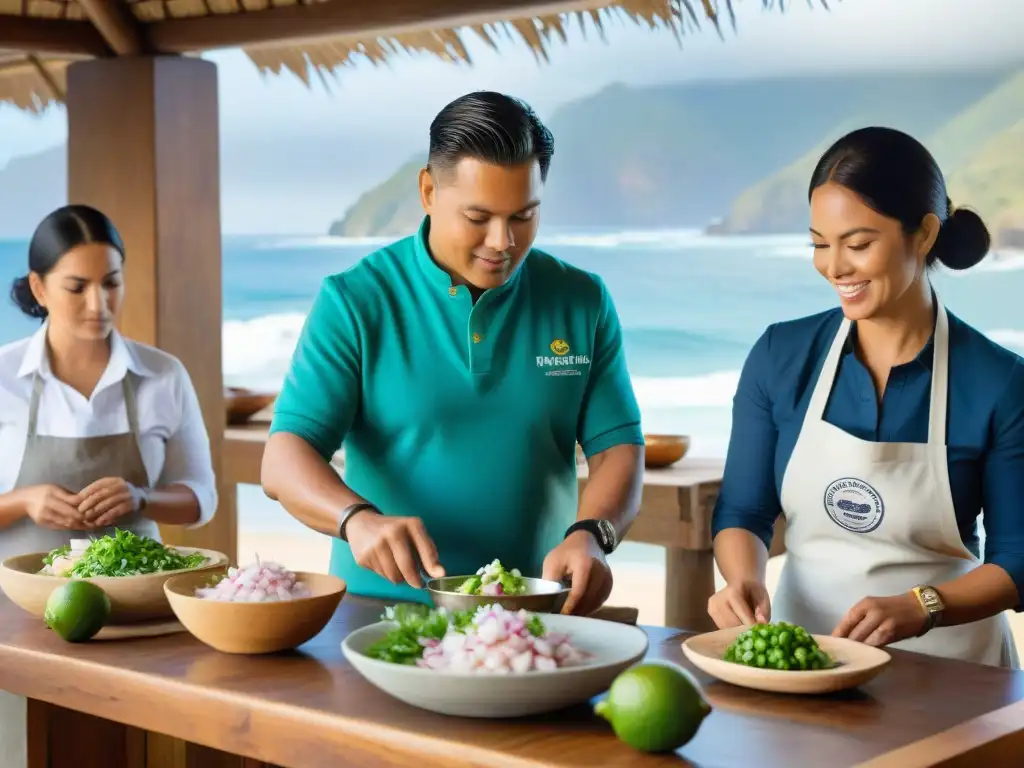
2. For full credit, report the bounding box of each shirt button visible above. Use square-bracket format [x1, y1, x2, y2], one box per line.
[472, 333, 483, 344]
[448, 287, 458, 297]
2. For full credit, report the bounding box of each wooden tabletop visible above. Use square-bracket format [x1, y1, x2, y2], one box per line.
[2, 594, 1023, 768]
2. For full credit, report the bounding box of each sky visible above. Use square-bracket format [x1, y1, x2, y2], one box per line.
[0, 0, 1021, 231]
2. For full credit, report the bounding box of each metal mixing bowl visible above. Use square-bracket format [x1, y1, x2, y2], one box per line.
[425, 575, 570, 614]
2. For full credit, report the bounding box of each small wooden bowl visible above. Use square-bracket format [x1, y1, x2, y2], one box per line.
[0, 548, 229, 624]
[643, 434, 690, 468]
[682, 626, 891, 694]
[164, 571, 346, 654]
[224, 386, 276, 426]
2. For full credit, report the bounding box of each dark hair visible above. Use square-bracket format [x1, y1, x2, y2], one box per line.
[808, 127, 990, 271]
[10, 204, 126, 319]
[427, 91, 554, 182]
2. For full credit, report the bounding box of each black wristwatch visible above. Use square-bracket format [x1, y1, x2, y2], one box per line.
[565, 519, 618, 555]
[337, 503, 380, 542]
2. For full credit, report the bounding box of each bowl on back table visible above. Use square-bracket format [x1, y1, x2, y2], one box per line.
[643, 434, 690, 468]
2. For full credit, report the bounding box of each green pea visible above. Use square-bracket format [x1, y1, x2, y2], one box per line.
[778, 631, 792, 648]
[742, 639, 754, 652]
[755, 654, 767, 667]
[754, 638, 768, 652]
[793, 646, 808, 661]
[742, 650, 754, 664]
[777, 659, 790, 671]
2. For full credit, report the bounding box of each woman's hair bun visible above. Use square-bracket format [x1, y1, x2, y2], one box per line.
[931, 207, 991, 271]
[9, 275, 48, 319]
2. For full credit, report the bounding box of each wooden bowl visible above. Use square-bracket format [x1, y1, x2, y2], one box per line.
[164, 571, 346, 654]
[224, 386, 276, 425]
[643, 434, 690, 468]
[682, 626, 891, 694]
[0, 548, 229, 624]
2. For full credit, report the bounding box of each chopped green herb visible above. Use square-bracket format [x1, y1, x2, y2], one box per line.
[364, 604, 475, 665]
[42, 529, 208, 578]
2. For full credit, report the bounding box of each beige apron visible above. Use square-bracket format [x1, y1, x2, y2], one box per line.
[0, 372, 155, 768]
[774, 299, 1017, 669]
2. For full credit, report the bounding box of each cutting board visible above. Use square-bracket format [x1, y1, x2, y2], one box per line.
[587, 605, 639, 625]
[93, 618, 187, 641]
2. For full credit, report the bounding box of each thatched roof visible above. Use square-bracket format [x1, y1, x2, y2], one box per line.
[0, 0, 818, 113]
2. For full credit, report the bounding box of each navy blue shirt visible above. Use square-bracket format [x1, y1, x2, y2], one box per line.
[712, 307, 1024, 610]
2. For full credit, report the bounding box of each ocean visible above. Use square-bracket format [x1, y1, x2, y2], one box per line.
[3, 231, 1024, 542]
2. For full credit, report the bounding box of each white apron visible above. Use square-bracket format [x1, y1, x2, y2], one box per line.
[774, 300, 1017, 668]
[0, 373, 155, 768]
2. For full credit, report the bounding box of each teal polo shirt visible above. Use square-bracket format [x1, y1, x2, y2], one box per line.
[269, 217, 643, 604]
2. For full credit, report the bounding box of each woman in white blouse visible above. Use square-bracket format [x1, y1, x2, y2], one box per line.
[0, 204, 217, 768]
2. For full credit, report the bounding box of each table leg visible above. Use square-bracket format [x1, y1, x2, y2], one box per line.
[664, 547, 716, 632]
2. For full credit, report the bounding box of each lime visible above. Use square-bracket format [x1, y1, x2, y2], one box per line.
[44, 580, 111, 642]
[594, 662, 712, 753]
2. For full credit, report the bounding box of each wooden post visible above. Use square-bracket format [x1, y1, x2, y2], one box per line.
[44, 54, 240, 768]
[65, 54, 236, 562]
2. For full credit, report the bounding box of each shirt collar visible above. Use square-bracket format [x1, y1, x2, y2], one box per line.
[843, 320, 936, 372]
[17, 320, 157, 381]
[413, 216, 524, 300]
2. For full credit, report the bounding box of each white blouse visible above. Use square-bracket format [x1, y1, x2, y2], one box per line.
[0, 323, 217, 527]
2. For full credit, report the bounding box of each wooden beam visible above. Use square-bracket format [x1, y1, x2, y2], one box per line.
[66, 56, 234, 558]
[147, 0, 609, 53]
[76, 0, 148, 56]
[26, 55, 66, 102]
[0, 17, 110, 57]
[64, 54, 235, 768]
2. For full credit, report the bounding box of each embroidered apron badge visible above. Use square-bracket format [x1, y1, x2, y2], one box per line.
[823, 477, 885, 533]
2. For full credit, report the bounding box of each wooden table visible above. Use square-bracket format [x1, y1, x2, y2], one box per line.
[224, 422, 732, 631]
[3, 594, 1024, 768]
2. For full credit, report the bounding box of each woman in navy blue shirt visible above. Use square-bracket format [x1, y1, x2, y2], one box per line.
[710, 126, 1022, 667]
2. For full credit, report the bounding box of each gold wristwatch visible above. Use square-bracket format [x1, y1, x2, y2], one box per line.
[911, 585, 945, 636]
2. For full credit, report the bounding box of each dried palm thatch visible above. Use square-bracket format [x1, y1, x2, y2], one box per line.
[0, 0, 828, 112]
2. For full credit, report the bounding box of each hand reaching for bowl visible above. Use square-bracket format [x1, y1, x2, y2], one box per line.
[708, 580, 771, 629]
[18, 484, 88, 530]
[346, 512, 445, 588]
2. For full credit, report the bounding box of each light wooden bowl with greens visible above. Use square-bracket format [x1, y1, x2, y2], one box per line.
[0, 529, 228, 623]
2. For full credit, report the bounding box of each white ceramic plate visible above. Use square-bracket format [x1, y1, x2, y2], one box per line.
[682, 625, 891, 694]
[342, 613, 650, 717]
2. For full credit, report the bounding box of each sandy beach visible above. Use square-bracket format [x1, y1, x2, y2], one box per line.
[238, 529, 1024, 660]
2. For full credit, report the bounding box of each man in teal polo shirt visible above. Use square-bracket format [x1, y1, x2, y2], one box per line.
[262, 91, 644, 616]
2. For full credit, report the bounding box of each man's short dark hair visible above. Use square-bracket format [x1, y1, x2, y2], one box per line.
[427, 91, 554, 182]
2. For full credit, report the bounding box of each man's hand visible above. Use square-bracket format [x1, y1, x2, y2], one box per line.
[708, 580, 771, 629]
[78, 477, 142, 528]
[832, 593, 928, 646]
[346, 512, 445, 588]
[542, 530, 613, 616]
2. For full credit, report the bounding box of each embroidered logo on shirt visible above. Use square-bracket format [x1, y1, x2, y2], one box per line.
[823, 477, 884, 534]
[536, 340, 590, 377]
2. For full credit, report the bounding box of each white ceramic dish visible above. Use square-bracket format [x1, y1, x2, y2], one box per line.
[682, 625, 892, 694]
[342, 613, 650, 717]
